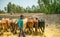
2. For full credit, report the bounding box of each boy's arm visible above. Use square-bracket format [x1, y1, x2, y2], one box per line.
[17, 20, 21, 28]
[22, 21, 24, 30]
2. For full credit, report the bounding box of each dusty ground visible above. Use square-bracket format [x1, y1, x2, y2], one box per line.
[0, 24, 60, 37]
[0, 14, 60, 37]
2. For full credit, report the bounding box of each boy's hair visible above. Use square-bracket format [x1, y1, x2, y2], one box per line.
[20, 15, 24, 19]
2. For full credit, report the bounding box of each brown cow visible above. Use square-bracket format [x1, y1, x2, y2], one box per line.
[23, 17, 38, 34]
[0, 20, 2, 32]
[26, 17, 34, 34]
[1, 18, 7, 32]
[10, 19, 18, 34]
[5, 18, 12, 30]
[23, 18, 28, 32]
[33, 18, 38, 32]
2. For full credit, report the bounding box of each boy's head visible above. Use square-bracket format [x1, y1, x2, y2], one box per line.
[20, 15, 24, 19]
[36, 17, 38, 20]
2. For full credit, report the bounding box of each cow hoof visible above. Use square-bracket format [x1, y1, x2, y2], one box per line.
[13, 31, 17, 35]
[0, 32, 3, 35]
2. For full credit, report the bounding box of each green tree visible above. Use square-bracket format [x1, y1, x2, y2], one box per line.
[4, 7, 7, 12]
[26, 6, 32, 13]
[7, 2, 12, 13]
[0, 10, 5, 14]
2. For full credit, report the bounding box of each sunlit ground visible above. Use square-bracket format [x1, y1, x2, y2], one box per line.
[45, 24, 60, 37]
[0, 24, 60, 37]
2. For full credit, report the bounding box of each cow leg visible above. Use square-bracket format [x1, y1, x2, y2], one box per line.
[2, 23, 5, 32]
[10, 23, 14, 33]
[34, 22, 38, 33]
[39, 26, 43, 34]
[0, 23, 1, 31]
[35, 27, 38, 33]
[42, 23, 45, 33]
[31, 26, 34, 34]
[28, 27, 31, 34]
[14, 24, 17, 34]
[5, 23, 8, 32]
[11, 23, 15, 34]
[29, 27, 33, 35]
[24, 24, 26, 33]
[11, 23, 17, 34]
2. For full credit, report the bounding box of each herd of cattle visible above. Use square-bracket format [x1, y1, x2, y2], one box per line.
[0, 17, 45, 34]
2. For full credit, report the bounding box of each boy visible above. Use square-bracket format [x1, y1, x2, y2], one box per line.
[18, 15, 26, 37]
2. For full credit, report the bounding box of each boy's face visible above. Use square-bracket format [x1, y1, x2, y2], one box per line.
[22, 16, 24, 19]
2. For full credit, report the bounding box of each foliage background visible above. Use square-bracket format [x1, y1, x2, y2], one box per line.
[0, 0, 60, 14]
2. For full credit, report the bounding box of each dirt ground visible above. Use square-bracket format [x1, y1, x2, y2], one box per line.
[0, 24, 60, 37]
[0, 14, 60, 37]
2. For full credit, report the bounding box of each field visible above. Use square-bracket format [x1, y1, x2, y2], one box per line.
[0, 13, 60, 37]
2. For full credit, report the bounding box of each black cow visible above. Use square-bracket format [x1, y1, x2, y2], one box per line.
[38, 19, 45, 33]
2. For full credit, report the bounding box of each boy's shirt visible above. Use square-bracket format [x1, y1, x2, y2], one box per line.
[18, 19, 24, 29]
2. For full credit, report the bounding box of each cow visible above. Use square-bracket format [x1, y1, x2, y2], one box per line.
[38, 19, 45, 34]
[1, 18, 7, 32]
[10, 19, 18, 34]
[25, 17, 34, 34]
[0, 20, 2, 32]
[10, 18, 28, 34]
[33, 18, 38, 33]
[5, 18, 12, 30]
[23, 18, 28, 32]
